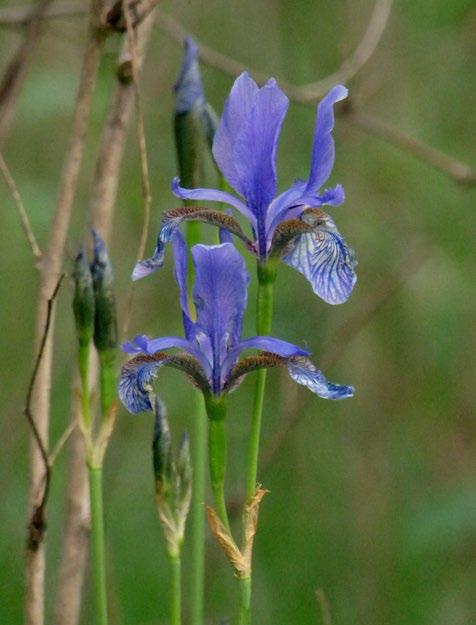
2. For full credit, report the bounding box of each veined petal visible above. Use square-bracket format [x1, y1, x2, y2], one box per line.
[282, 212, 357, 305]
[221, 335, 309, 384]
[223, 351, 353, 400]
[231, 78, 289, 219]
[234, 336, 308, 358]
[287, 356, 354, 399]
[265, 179, 307, 232]
[305, 85, 348, 194]
[212, 72, 259, 196]
[119, 354, 167, 413]
[171, 230, 194, 339]
[119, 352, 209, 414]
[191, 243, 249, 390]
[172, 177, 256, 226]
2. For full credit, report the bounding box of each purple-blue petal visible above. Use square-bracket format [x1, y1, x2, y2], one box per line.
[231, 78, 289, 219]
[220, 335, 309, 384]
[171, 177, 256, 227]
[171, 230, 194, 339]
[191, 243, 249, 388]
[287, 358, 354, 399]
[132, 242, 165, 281]
[212, 73, 260, 198]
[282, 215, 357, 305]
[119, 357, 166, 413]
[305, 85, 348, 194]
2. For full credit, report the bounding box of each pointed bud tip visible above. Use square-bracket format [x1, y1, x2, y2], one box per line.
[174, 37, 204, 114]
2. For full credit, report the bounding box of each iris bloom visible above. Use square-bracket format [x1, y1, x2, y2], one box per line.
[119, 237, 353, 414]
[133, 72, 356, 305]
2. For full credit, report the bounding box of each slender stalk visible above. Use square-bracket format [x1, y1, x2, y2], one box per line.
[168, 553, 182, 625]
[189, 392, 207, 625]
[88, 466, 108, 625]
[98, 350, 116, 418]
[245, 266, 275, 499]
[78, 344, 92, 428]
[206, 396, 230, 533]
[241, 263, 275, 625]
[238, 577, 251, 625]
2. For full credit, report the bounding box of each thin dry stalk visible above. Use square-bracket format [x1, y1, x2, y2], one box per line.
[315, 588, 332, 625]
[53, 10, 156, 625]
[0, 0, 52, 143]
[121, 0, 153, 336]
[155, 8, 475, 187]
[25, 4, 105, 624]
[0, 1, 473, 185]
[0, 150, 41, 261]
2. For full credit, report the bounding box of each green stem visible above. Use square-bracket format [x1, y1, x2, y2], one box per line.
[98, 349, 116, 417]
[238, 577, 251, 625]
[206, 396, 231, 533]
[78, 342, 92, 428]
[245, 266, 275, 499]
[189, 392, 207, 625]
[88, 466, 108, 625]
[169, 553, 182, 625]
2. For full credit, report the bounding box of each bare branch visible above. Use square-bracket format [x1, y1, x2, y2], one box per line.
[0, 1, 473, 185]
[347, 108, 476, 186]
[54, 10, 156, 625]
[25, 273, 65, 547]
[0, 151, 41, 261]
[0, 0, 52, 143]
[53, 383, 90, 625]
[25, 4, 106, 624]
[0, 1, 85, 27]
[315, 588, 332, 625]
[297, 0, 393, 101]
[121, 0, 153, 336]
[48, 421, 77, 466]
[155, 9, 475, 187]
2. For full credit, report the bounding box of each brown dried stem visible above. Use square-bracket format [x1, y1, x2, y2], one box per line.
[25, 4, 105, 625]
[53, 10, 156, 625]
[25, 274, 64, 544]
[0, 0, 52, 143]
[121, 0, 153, 336]
[0, 150, 41, 261]
[155, 8, 475, 187]
[0, 1, 473, 184]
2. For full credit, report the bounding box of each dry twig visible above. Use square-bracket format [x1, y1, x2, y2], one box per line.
[0, 1, 473, 185]
[0, 150, 41, 261]
[25, 3, 106, 624]
[315, 588, 332, 625]
[155, 8, 475, 187]
[0, 0, 52, 143]
[121, 0, 153, 336]
[53, 9, 157, 625]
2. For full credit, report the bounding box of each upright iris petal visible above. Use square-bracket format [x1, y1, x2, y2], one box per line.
[120, 242, 353, 414]
[168, 71, 356, 303]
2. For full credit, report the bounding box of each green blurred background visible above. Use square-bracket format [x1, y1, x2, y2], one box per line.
[1, 0, 475, 623]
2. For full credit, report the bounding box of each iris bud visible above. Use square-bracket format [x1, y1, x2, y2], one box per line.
[72, 247, 95, 348]
[91, 230, 118, 353]
[174, 37, 218, 189]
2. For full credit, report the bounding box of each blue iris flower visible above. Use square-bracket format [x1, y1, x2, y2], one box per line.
[134, 71, 356, 305]
[120, 237, 353, 413]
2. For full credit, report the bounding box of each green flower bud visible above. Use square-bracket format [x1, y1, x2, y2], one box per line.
[91, 230, 118, 353]
[72, 246, 95, 347]
[174, 38, 218, 188]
